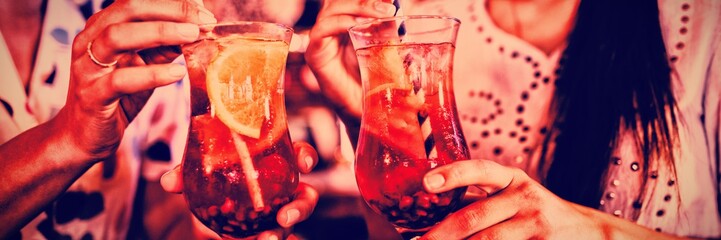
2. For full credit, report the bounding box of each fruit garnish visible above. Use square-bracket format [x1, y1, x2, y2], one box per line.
[205, 37, 288, 139]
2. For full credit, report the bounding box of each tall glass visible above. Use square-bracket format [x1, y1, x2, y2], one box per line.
[181, 22, 297, 239]
[349, 16, 469, 238]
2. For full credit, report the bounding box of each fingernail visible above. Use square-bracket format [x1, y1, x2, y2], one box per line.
[304, 156, 313, 170]
[374, 2, 396, 15]
[268, 234, 279, 240]
[425, 174, 445, 190]
[160, 171, 172, 185]
[285, 209, 300, 225]
[168, 64, 187, 78]
[176, 23, 199, 40]
[198, 11, 217, 24]
[160, 170, 176, 191]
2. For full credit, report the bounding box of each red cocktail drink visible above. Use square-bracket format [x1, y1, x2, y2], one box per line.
[181, 22, 296, 239]
[349, 16, 468, 235]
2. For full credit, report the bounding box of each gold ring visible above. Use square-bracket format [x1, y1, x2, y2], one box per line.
[87, 41, 118, 68]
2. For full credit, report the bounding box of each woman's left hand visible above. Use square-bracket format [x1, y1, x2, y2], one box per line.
[420, 160, 676, 240]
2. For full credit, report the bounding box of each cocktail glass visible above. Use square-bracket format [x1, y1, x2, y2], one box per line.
[348, 16, 469, 238]
[180, 22, 297, 239]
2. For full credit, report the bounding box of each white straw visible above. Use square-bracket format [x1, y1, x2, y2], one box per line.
[231, 132, 265, 211]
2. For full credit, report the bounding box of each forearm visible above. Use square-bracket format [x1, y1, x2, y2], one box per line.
[0, 109, 95, 237]
[574, 203, 686, 240]
[318, 92, 361, 150]
[308, 65, 363, 149]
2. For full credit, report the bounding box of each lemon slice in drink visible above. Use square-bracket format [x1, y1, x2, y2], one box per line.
[206, 37, 289, 139]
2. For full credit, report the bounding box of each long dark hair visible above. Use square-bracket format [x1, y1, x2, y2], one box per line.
[541, 0, 678, 209]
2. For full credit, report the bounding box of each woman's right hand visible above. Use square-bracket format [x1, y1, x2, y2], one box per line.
[62, 0, 217, 162]
[304, 0, 396, 125]
[0, 0, 218, 236]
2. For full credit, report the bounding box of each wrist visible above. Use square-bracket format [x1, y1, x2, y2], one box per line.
[47, 107, 98, 167]
[583, 205, 683, 240]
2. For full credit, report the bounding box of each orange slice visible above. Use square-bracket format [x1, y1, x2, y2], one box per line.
[205, 37, 289, 139]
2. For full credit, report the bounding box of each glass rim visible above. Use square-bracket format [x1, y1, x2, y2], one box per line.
[198, 21, 294, 34]
[348, 15, 461, 35]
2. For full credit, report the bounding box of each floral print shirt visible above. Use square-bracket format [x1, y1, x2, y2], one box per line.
[0, 0, 189, 239]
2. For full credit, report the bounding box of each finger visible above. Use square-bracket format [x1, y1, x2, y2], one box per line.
[88, 63, 186, 103]
[467, 217, 537, 240]
[86, 0, 217, 26]
[293, 141, 318, 173]
[321, 0, 396, 19]
[311, 0, 396, 41]
[276, 183, 319, 228]
[160, 164, 183, 194]
[423, 160, 516, 195]
[118, 89, 154, 124]
[422, 193, 520, 240]
[191, 214, 222, 239]
[87, 0, 215, 35]
[76, 0, 216, 55]
[89, 22, 200, 64]
[308, 15, 363, 46]
[461, 189, 488, 206]
[256, 228, 290, 240]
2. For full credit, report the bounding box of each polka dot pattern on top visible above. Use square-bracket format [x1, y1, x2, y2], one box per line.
[404, 0, 721, 236]
[420, 0, 562, 169]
